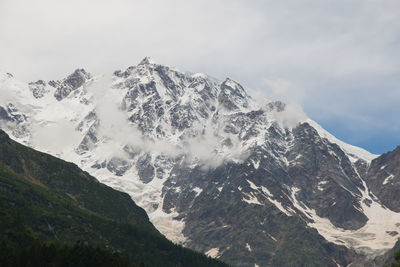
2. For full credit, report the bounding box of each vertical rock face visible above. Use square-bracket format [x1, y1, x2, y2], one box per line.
[0, 105, 14, 122]
[0, 58, 399, 266]
[288, 123, 368, 230]
[218, 78, 249, 111]
[53, 69, 91, 101]
[29, 80, 49, 98]
[364, 146, 400, 212]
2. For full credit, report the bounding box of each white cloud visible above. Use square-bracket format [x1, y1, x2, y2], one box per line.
[272, 104, 308, 130]
[31, 119, 82, 154]
[261, 77, 306, 105]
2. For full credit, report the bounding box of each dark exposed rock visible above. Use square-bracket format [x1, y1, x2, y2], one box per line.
[155, 65, 179, 92]
[161, 154, 363, 267]
[113, 66, 135, 78]
[218, 78, 249, 111]
[386, 231, 398, 236]
[136, 154, 155, 183]
[48, 80, 60, 88]
[0, 106, 13, 122]
[28, 80, 49, 98]
[76, 120, 99, 154]
[364, 146, 400, 212]
[0, 104, 27, 126]
[169, 104, 197, 130]
[54, 69, 91, 101]
[107, 157, 131, 176]
[91, 160, 107, 169]
[290, 123, 367, 229]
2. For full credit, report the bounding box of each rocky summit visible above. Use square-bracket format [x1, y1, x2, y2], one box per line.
[0, 58, 399, 266]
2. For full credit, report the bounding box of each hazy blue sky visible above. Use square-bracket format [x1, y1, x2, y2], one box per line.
[1, 0, 399, 154]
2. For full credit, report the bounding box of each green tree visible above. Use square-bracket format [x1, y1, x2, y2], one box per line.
[392, 249, 400, 267]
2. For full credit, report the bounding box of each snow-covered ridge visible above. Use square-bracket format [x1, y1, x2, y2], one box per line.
[0, 58, 388, 260]
[307, 119, 378, 163]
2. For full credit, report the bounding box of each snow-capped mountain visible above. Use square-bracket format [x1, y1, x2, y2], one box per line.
[1, 58, 399, 266]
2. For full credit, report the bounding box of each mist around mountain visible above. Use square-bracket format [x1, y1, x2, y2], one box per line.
[0, 129, 227, 267]
[1, 58, 400, 266]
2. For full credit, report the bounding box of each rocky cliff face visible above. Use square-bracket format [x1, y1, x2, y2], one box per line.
[0, 58, 399, 266]
[365, 146, 400, 212]
[52, 68, 92, 101]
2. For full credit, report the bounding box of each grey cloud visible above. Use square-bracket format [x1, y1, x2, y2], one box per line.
[0, 0, 399, 153]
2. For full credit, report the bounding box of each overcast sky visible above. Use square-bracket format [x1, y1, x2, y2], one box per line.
[1, 0, 399, 154]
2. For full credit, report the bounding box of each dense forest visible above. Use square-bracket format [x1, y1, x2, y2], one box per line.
[0, 240, 135, 267]
[391, 249, 400, 267]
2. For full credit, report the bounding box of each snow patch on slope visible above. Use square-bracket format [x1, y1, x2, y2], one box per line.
[88, 164, 187, 244]
[291, 183, 400, 258]
[244, 180, 292, 216]
[242, 192, 263, 205]
[246, 243, 252, 252]
[383, 174, 395, 185]
[240, 179, 400, 257]
[205, 247, 220, 258]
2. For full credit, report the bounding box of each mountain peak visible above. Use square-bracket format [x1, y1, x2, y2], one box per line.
[1, 59, 396, 266]
[72, 68, 89, 76]
[138, 56, 157, 66]
[218, 78, 250, 111]
[53, 68, 91, 101]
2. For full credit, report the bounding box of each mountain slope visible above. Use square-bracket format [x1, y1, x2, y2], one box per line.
[365, 146, 400, 212]
[373, 240, 400, 266]
[0, 129, 227, 267]
[1, 58, 399, 266]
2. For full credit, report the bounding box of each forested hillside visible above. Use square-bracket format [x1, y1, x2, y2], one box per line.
[0, 130, 227, 267]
